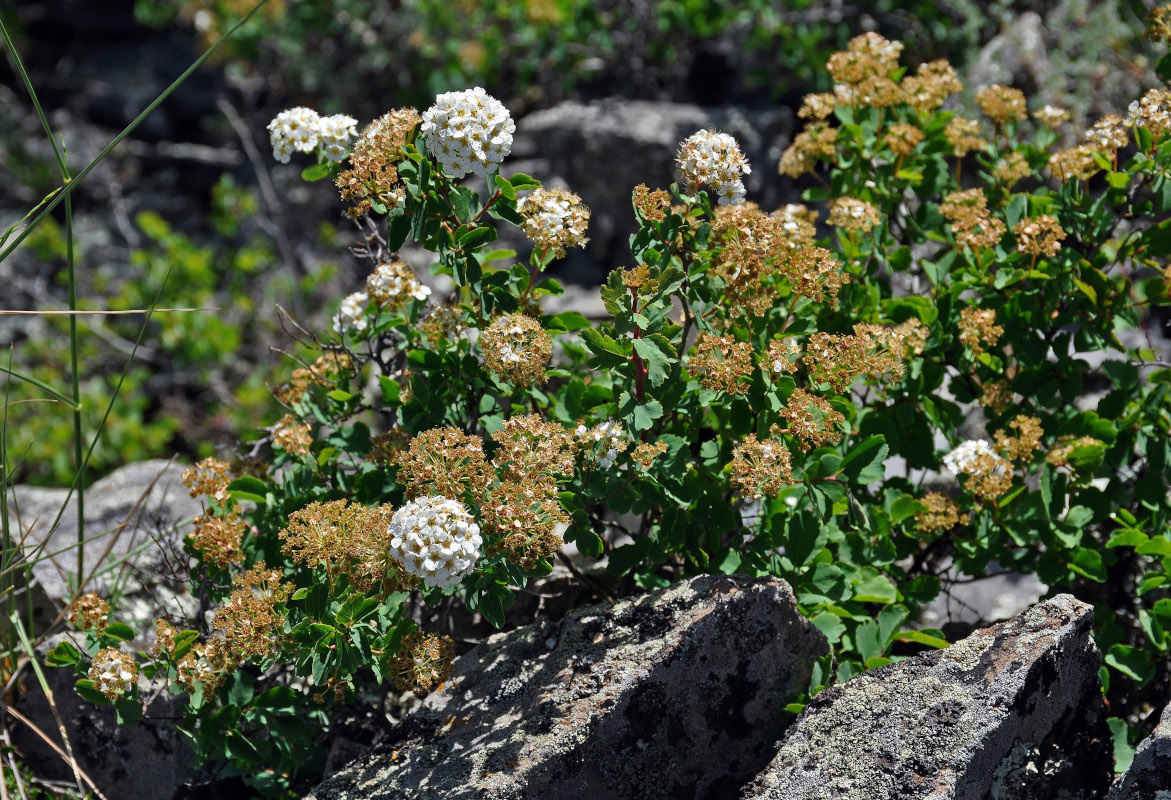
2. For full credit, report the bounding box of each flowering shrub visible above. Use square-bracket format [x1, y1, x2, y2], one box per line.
[47, 20, 1171, 796]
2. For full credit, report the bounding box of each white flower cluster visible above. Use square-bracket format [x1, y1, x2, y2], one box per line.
[676, 129, 751, 206]
[388, 496, 483, 589]
[333, 291, 370, 335]
[89, 647, 137, 700]
[267, 107, 357, 163]
[318, 113, 359, 162]
[366, 261, 432, 307]
[943, 439, 1005, 475]
[576, 420, 629, 469]
[517, 188, 590, 257]
[421, 87, 515, 178]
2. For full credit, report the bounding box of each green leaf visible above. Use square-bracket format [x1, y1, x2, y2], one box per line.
[75, 679, 111, 705]
[300, 163, 331, 182]
[853, 570, 897, 603]
[1105, 644, 1154, 685]
[580, 329, 631, 370]
[894, 629, 950, 649]
[227, 475, 268, 504]
[1069, 548, 1106, 582]
[508, 172, 541, 190]
[810, 611, 846, 644]
[1106, 529, 1148, 549]
[378, 375, 401, 404]
[104, 622, 136, 641]
[1137, 536, 1171, 557]
[631, 399, 664, 432]
[839, 436, 888, 484]
[44, 641, 83, 667]
[114, 697, 142, 726]
[632, 335, 676, 388]
[386, 211, 412, 252]
[1109, 717, 1135, 774]
[545, 311, 592, 332]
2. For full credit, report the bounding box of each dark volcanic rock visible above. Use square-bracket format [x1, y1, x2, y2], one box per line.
[1109, 703, 1171, 799]
[307, 575, 828, 800]
[742, 594, 1112, 800]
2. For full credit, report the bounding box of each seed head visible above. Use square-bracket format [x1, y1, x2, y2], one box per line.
[1013, 215, 1066, 257]
[976, 85, 1027, 124]
[730, 435, 794, 500]
[390, 631, 456, 693]
[89, 648, 138, 701]
[915, 492, 967, 533]
[68, 592, 110, 631]
[827, 197, 882, 234]
[944, 116, 987, 158]
[367, 261, 431, 310]
[181, 457, 232, 502]
[395, 427, 492, 501]
[958, 307, 1003, 355]
[778, 389, 846, 452]
[1033, 105, 1071, 130]
[689, 333, 755, 394]
[994, 415, 1044, 463]
[190, 513, 246, 568]
[336, 107, 420, 217]
[272, 414, 312, 456]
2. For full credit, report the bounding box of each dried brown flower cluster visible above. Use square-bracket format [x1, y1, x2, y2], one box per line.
[1013, 215, 1066, 258]
[689, 333, 754, 394]
[778, 124, 838, 178]
[212, 565, 292, 666]
[994, 415, 1044, 463]
[366, 260, 431, 311]
[177, 640, 229, 693]
[631, 441, 669, 469]
[481, 478, 567, 568]
[485, 416, 576, 567]
[778, 389, 845, 452]
[798, 92, 837, 121]
[394, 427, 492, 500]
[419, 304, 465, 343]
[958, 307, 1003, 355]
[273, 414, 312, 456]
[1084, 114, 1129, 156]
[914, 493, 967, 533]
[369, 428, 411, 465]
[1046, 436, 1105, 469]
[710, 204, 784, 316]
[88, 647, 138, 701]
[68, 592, 110, 631]
[885, 123, 925, 156]
[336, 107, 420, 218]
[944, 117, 987, 158]
[491, 414, 577, 483]
[1033, 105, 1071, 130]
[976, 85, 1027, 124]
[960, 452, 1013, 502]
[190, 513, 246, 568]
[940, 189, 1004, 250]
[827, 197, 882, 234]
[803, 324, 914, 393]
[825, 33, 905, 109]
[275, 352, 353, 405]
[181, 457, 232, 503]
[1134, 88, 1171, 140]
[993, 152, 1031, 185]
[152, 618, 178, 659]
[900, 60, 962, 111]
[390, 631, 456, 692]
[730, 434, 794, 500]
[1048, 145, 1102, 182]
[1148, 4, 1171, 42]
[770, 204, 819, 246]
[766, 339, 802, 375]
[480, 314, 552, 387]
[979, 378, 1013, 415]
[281, 500, 416, 596]
[633, 184, 671, 222]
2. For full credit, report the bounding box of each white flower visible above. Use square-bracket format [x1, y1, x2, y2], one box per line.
[578, 419, 629, 469]
[388, 496, 483, 589]
[517, 188, 590, 257]
[267, 107, 321, 163]
[333, 291, 370, 335]
[318, 113, 358, 162]
[675, 129, 751, 206]
[421, 87, 515, 179]
[943, 439, 1002, 475]
[366, 262, 432, 308]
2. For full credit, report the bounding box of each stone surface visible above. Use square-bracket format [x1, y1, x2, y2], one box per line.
[5, 459, 201, 625]
[307, 575, 828, 800]
[743, 594, 1112, 800]
[510, 99, 795, 281]
[1110, 703, 1171, 799]
[12, 634, 198, 800]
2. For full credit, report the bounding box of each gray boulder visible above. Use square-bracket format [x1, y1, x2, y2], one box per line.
[1110, 703, 1171, 799]
[510, 99, 795, 281]
[5, 459, 201, 628]
[307, 574, 829, 800]
[742, 594, 1113, 800]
